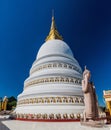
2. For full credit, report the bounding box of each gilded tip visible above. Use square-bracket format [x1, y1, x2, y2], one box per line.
[45, 11, 63, 41]
[52, 9, 54, 18]
[84, 65, 87, 70]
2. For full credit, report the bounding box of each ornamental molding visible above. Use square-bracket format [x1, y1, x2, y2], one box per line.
[24, 76, 82, 88]
[16, 112, 83, 120]
[30, 62, 82, 75]
[17, 96, 84, 106]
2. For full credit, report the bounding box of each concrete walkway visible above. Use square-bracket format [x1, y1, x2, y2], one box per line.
[1, 120, 111, 130]
[0, 119, 10, 130]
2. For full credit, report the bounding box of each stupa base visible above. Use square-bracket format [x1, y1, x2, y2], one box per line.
[80, 119, 105, 128]
[16, 118, 80, 122]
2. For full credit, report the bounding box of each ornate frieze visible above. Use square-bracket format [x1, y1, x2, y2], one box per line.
[25, 76, 82, 88]
[17, 96, 84, 106]
[30, 62, 82, 74]
[17, 112, 82, 120]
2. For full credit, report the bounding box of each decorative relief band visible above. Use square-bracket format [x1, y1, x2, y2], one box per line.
[16, 111, 106, 120]
[25, 76, 82, 88]
[17, 113, 82, 120]
[17, 96, 84, 106]
[30, 62, 82, 74]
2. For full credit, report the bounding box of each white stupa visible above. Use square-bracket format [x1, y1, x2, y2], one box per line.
[15, 16, 84, 120]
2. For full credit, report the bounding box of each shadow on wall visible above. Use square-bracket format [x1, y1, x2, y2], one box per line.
[0, 120, 10, 130]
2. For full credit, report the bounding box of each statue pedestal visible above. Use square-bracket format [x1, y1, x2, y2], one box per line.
[80, 119, 105, 128]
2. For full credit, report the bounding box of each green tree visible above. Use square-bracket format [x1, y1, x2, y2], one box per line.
[7, 96, 17, 110]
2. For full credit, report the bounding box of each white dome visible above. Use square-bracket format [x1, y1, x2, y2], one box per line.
[37, 39, 74, 59]
[16, 17, 84, 119]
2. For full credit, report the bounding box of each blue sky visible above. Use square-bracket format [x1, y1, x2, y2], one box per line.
[0, 0, 111, 106]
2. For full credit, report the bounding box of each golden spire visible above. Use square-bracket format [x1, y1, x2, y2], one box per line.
[84, 65, 87, 70]
[45, 14, 63, 41]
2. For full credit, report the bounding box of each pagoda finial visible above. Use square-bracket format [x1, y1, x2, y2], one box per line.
[51, 10, 56, 30]
[85, 65, 87, 70]
[52, 9, 54, 18]
[45, 12, 63, 41]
